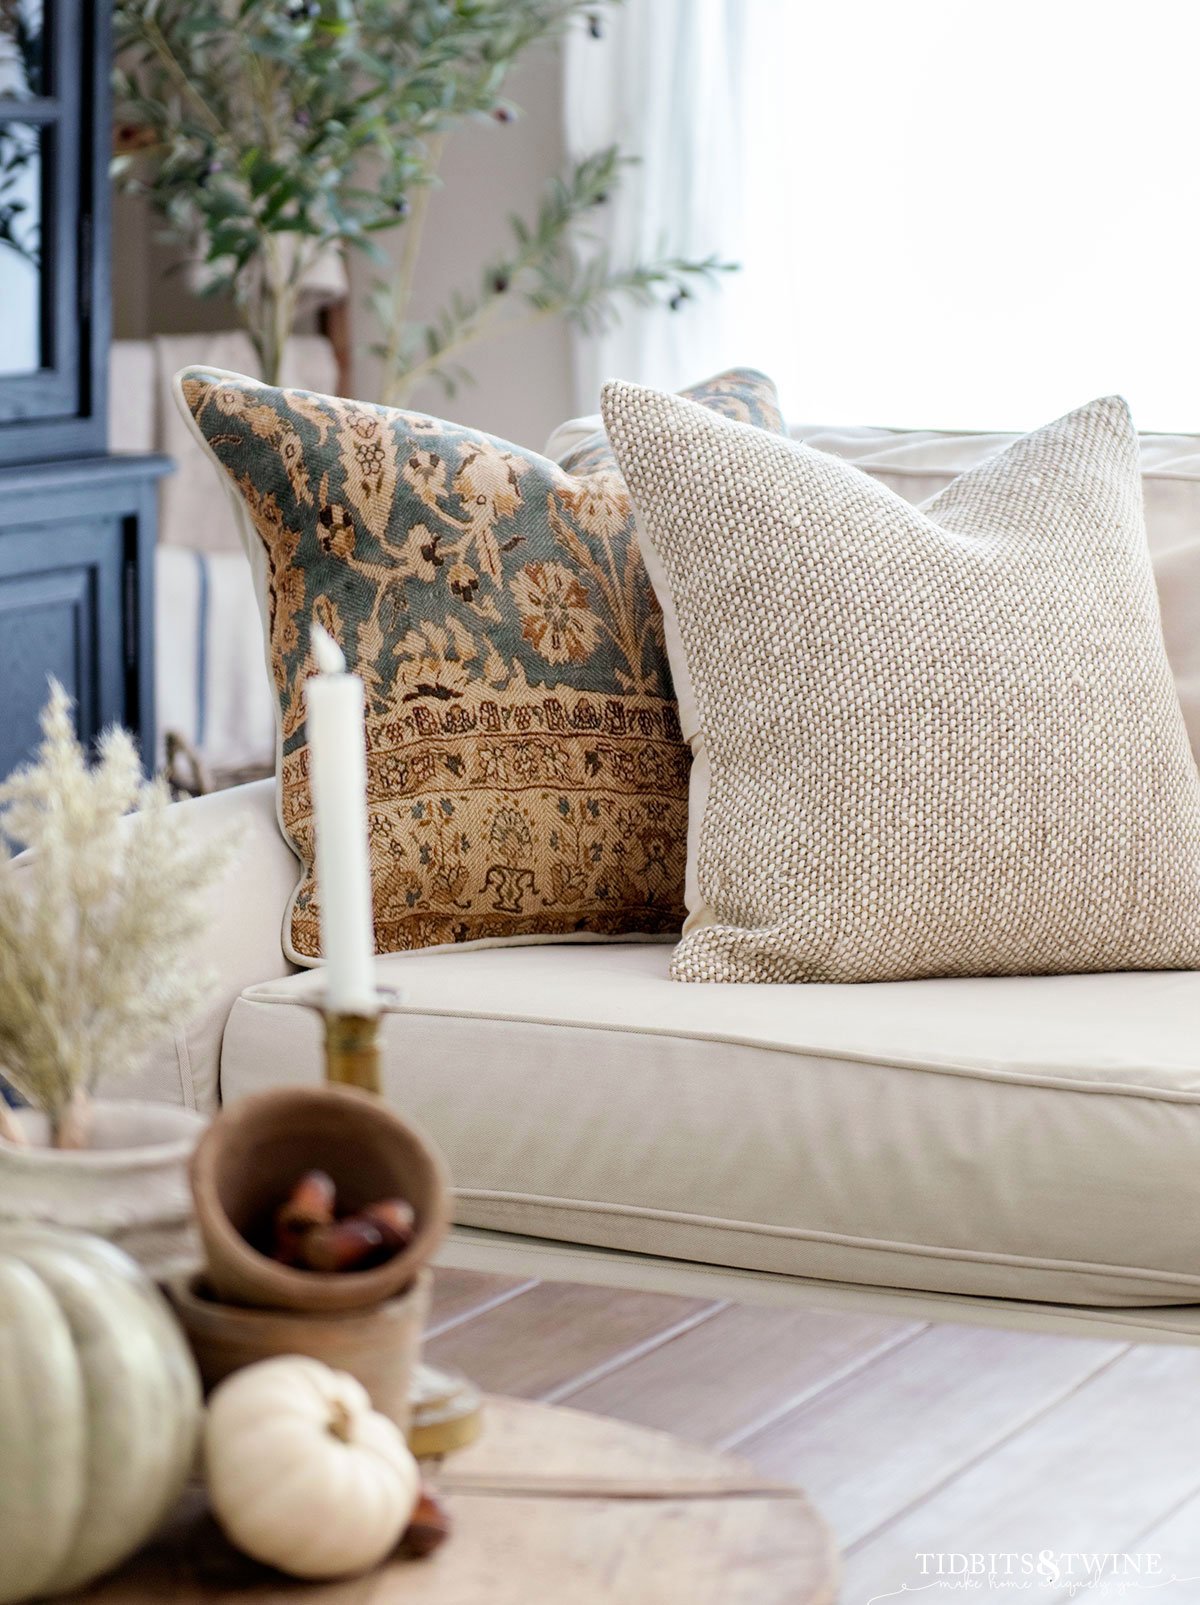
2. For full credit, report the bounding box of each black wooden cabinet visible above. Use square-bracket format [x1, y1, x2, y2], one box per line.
[0, 0, 163, 776]
[0, 454, 165, 776]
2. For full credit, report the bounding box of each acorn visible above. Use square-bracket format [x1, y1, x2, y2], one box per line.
[276, 1169, 336, 1232]
[271, 1220, 309, 1267]
[299, 1218, 386, 1273]
[400, 1487, 452, 1559]
[359, 1197, 416, 1254]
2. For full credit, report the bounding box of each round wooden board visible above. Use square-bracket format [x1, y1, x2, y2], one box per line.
[86, 1396, 839, 1604]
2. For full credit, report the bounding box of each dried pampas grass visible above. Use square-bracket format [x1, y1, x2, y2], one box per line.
[0, 682, 237, 1146]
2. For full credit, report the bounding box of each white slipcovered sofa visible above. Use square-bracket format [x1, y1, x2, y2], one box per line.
[131, 419, 1200, 1346]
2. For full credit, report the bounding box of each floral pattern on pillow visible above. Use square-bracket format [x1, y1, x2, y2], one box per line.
[180, 366, 783, 957]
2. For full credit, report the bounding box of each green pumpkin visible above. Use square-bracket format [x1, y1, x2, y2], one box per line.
[0, 1225, 202, 1603]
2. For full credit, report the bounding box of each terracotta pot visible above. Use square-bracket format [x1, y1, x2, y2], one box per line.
[168, 1269, 430, 1433]
[190, 1083, 450, 1313]
[0, 1100, 208, 1280]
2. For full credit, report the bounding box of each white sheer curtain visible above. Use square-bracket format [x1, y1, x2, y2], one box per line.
[567, 0, 1200, 432]
[563, 0, 744, 413]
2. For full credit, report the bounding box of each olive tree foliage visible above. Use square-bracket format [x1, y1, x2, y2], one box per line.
[112, 0, 731, 397]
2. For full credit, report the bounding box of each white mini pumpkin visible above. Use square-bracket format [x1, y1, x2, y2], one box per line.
[204, 1355, 422, 1579]
[0, 1224, 203, 1605]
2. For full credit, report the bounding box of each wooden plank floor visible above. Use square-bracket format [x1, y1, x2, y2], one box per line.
[427, 1268, 1200, 1604]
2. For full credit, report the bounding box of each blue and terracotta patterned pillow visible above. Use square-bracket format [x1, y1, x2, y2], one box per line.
[177, 366, 783, 961]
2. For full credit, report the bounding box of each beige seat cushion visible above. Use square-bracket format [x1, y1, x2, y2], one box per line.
[222, 944, 1200, 1308]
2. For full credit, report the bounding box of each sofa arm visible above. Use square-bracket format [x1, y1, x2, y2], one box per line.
[128, 779, 299, 1112]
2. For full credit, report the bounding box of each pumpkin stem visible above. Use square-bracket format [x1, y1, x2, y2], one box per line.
[327, 1398, 354, 1443]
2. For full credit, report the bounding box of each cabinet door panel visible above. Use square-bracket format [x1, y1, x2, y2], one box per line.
[0, 565, 95, 774]
[0, 514, 126, 777]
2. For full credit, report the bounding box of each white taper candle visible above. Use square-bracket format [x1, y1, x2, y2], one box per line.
[304, 623, 378, 1015]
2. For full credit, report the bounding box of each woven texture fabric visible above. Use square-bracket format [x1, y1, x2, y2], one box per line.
[602, 384, 1200, 984]
[177, 366, 781, 960]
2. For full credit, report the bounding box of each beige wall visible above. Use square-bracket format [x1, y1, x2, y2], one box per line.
[111, 48, 573, 454]
[352, 47, 574, 450]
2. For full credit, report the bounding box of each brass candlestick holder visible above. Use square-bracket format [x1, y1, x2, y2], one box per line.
[316, 991, 483, 1457]
[323, 1008, 383, 1094]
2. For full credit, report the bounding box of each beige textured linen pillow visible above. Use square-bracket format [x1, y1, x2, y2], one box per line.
[601, 384, 1200, 983]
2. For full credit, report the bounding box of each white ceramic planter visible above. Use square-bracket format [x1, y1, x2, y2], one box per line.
[0, 1100, 208, 1280]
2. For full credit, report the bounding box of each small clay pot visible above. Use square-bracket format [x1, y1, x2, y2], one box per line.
[168, 1270, 429, 1433]
[190, 1084, 450, 1313]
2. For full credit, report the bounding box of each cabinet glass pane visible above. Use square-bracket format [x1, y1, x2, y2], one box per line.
[0, 120, 42, 376]
[0, 0, 44, 99]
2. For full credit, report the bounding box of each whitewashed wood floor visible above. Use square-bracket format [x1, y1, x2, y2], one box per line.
[426, 1269, 1200, 1604]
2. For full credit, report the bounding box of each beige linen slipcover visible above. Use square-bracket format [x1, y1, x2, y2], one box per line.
[221, 942, 1200, 1309]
